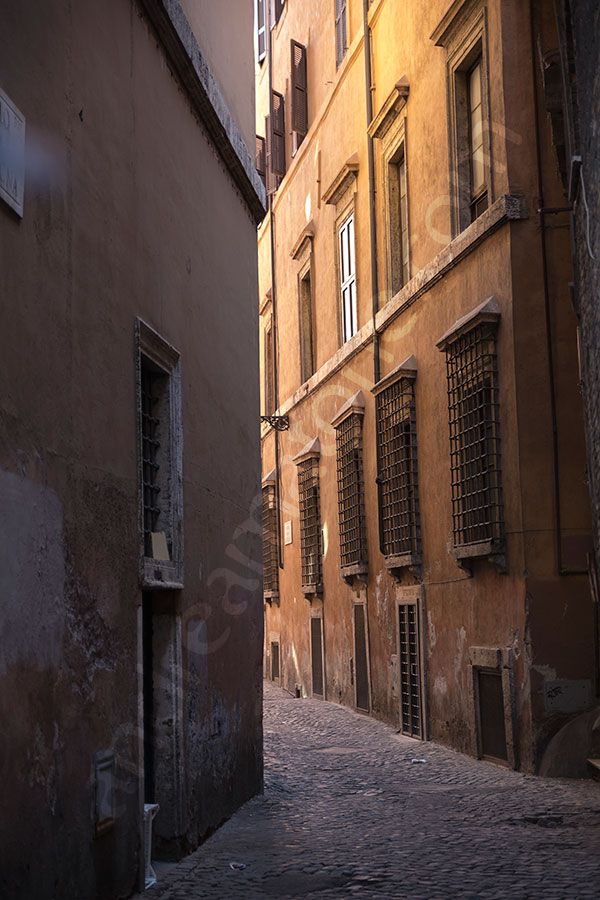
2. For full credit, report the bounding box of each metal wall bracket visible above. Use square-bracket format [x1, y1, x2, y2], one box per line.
[261, 414, 289, 430]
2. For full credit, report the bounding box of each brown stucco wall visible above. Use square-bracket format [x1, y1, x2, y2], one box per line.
[0, 1, 262, 898]
[259, 0, 593, 775]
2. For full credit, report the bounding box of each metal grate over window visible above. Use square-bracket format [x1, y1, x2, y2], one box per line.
[335, 413, 367, 569]
[262, 483, 279, 595]
[375, 377, 420, 558]
[298, 457, 322, 590]
[141, 361, 163, 557]
[445, 323, 503, 547]
[398, 602, 422, 738]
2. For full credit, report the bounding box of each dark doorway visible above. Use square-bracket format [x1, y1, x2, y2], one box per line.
[310, 617, 324, 697]
[271, 641, 280, 681]
[398, 601, 422, 738]
[142, 592, 155, 803]
[354, 604, 370, 711]
[477, 669, 508, 762]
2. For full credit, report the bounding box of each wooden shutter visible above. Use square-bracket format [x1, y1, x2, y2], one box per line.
[291, 40, 308, 136]
[256, 135, 266, 184]
[270, 90, 286, 176]
[257, 0, 266, 61]
[273, 0, 285, 26]
[335, 0, 347, 68]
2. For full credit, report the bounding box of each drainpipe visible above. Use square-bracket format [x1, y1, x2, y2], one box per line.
[363, 0, 380, 386]
[362, 0, 378, 714]
[267, 4, 284, 570]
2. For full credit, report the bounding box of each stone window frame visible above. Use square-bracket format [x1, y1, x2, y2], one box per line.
[293, 437, 323, 598]
[291, 222, 316, 386]
[369, 78, 411, 303]
[337, 211, 357, 344]
[323, 156, 359, 349]
[136, 318, 183, 590]
[371, 355, 421, 578]
[432, 1, 494, 237]
[468, 646, 517, 769]
[331, 391, 368, 584]
[436, 297, 505, 575]
[260, 299, 275, 416]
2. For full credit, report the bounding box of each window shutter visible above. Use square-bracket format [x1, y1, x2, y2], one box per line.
[273, 0, 285, 26]
[291, 40, 308, 136]
[270, 90, 286, 176]
[335, 0, 347, 68]
[256, 135, 266, 185]
[257, 0, 266, 61]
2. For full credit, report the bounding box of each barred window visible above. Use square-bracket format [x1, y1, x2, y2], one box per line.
[298, 457, 322, 591]
[262, 483, 279, 597]
[445, 323, 503, 547]
[375, 377, 419, 560]
[141, 359, 166, 558]
[335, 413, 367, 570]
[137, 319, 183, 588]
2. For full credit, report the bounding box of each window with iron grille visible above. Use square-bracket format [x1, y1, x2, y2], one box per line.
[141, 359, 166, 558]
[298, 457, 322, 591]
[137, 319, 183, 588]
[336, 413, 367, 570]
[444, 322, 503, 548]
[262, 483, 279, 598]
[375, 377, 420, 561]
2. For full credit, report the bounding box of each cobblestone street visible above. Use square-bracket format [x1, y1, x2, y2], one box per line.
[143, 683, 600, 900]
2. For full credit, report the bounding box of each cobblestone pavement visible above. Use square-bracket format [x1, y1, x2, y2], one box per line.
[142, 683, 600, 899]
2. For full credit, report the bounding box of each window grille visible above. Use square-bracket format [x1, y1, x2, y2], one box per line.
[398, 602, 422, 738]
[298, 457, 322, 590]
[445, 323, 503, 547]
[336, 413, 367, 569]
[375, 377, 420, 558]
[141, 361, 164, 558]
[262, 483, 279, 595]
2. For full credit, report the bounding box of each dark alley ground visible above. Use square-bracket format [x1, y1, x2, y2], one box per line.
[141, 683, 600, 899]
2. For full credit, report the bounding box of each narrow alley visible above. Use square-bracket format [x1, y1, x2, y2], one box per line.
[143, 683, 600, 900]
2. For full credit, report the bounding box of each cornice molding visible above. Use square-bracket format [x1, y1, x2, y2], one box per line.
[436, 296, 500, 349]
[368, 77, 410, 140]
[331, 390, 366, 428]
[322, 154, 360, 205]
[139, 0, 266, 223]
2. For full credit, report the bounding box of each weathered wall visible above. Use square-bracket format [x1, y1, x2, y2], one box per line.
[258, 0, 593, 775]
[0, 1, 262, 898]
[570, 1, 600, 563]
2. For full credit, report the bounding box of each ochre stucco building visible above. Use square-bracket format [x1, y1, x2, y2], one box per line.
[257, 0, 596, 775]
[0, 2, 264, 898]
